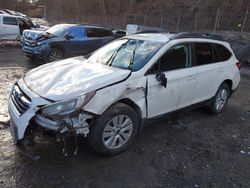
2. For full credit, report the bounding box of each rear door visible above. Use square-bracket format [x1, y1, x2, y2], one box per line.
[146, 43, 198, 118]
[0, 16, 19, 40]
[192, 42, 225, 104]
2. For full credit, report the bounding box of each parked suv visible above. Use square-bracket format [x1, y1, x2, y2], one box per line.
[22, 24, 116, 62]
[8, 33, 241, 156]
[0, 14, 48, 40]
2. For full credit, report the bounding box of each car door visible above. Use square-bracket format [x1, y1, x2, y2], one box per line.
[63, 26, 88, 56]
[17, 18, 31, 34]
[146, 44, 198, 118]
[191, 42, 225, 104]
[0, 16, 19, 40]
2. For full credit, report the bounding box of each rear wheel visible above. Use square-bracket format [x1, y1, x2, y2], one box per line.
[47, 48, 63, 62]
[209, 83, 230, 114]
[88, 103, 139, 156]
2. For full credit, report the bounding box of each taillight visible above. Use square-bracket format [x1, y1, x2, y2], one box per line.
[236, 62, 241, 70]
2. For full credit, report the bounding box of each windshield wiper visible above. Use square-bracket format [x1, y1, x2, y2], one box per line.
[107, 41, 129, 67]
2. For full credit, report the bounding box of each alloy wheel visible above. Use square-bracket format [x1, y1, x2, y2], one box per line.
[102, 115, 133, 149]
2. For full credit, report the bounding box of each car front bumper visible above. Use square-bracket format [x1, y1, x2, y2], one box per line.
[8, 79, 50, 144]
[8, 79, 93, 144]
[22, 44, 50, 60]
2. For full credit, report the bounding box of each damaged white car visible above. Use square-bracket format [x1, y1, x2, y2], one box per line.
[8, 33, 241, 156]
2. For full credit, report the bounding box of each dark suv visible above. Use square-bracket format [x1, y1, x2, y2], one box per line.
[22, 24, 116, 62]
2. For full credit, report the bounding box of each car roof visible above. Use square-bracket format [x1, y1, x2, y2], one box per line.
[127, 32, 228, 44]
[127, 33, 175, 43]
[54, 23, 111, 30]
[0, 14, 23, 19]
[82, 25, 111, 30]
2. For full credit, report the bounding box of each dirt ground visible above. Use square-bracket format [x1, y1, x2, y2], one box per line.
[0, 47, 250, 188]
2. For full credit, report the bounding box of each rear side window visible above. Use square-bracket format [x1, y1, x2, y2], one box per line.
[194, 43, 213, 65]
[100, 29, 113, 37]
[86, 28, 100, 37]
[86, 28, 112, 38]
[3, 17, 17, 25]
[214, 44, 232, 61]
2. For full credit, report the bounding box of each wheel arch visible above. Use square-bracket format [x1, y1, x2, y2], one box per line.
[222, 79, 233, 96]
[50, 44, 65, 55]
[116, 98, 144, 134]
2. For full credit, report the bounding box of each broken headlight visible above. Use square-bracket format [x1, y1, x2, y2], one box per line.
[42, 91, 96, 117]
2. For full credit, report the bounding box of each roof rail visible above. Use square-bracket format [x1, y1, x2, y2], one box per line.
[134, 30, 167, 34]
[171, 32, 226, 41]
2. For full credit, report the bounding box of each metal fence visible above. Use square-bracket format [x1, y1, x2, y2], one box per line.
[46, 7, 249, 32]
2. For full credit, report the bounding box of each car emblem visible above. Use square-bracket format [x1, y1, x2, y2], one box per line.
[13, 89, 22, 99]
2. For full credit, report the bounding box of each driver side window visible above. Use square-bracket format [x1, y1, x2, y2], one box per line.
[148, 44, 191, 74]
[68, 27, 84, 40]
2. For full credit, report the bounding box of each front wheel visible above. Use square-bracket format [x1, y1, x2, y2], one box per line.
[26, 55, 35, 62]
[209, 83, 230, 114]
[47, 48, 63, 62]
[88, 103, 139, 156]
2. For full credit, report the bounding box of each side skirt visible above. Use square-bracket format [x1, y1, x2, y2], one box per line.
[145, 98, 212, 123]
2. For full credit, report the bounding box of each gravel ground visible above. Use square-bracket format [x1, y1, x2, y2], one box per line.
[0, 47, 250, 187]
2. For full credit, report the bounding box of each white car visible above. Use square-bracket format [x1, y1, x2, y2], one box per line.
[8, 33, 241, 156]
[0, 14, 48, 40]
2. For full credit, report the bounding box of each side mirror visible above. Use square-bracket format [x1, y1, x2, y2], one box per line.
[156, 73, 167, 88]
[64, 33, 74, 40]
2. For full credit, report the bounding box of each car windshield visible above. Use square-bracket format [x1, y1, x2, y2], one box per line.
[87, 39, 164, 71]
[45, 25, 71, 37]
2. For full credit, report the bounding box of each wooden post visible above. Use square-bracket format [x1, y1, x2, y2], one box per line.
[123, 14, 127, 29]
[176, 10, 181, 32]
[195, 11, 198, 32]
[133, 14, 137, 24]
[241, 9, 249, 32]
[214, 9, 220, 32]
[144, 14, 147, 25]
[99, 0, 106, 25]
[44, 0, 47, 19]
[160, 13, 163, 28]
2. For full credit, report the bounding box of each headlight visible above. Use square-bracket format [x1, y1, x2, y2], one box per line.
[42, 91, 96, 117]
[37, 41, 46, 46]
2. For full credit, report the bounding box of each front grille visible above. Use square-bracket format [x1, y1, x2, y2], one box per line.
[24, 38, 36, 47]
[11, 84, 31, 115]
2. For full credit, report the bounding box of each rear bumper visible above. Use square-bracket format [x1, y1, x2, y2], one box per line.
[231, 84, 239, 96]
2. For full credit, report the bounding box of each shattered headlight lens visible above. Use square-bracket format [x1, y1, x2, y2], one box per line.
[42, 91, 96, 117]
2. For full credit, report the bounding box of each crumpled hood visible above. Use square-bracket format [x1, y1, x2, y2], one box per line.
[24, 56, 131, 101]
[23, 30, 44, 41]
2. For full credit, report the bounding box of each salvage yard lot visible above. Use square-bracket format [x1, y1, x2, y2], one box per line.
[0, 46, 250, 187]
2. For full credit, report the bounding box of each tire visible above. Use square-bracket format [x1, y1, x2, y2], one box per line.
[27, 55, 35, 62]
[209, 83, 230, 114]
[47, 48, 63, 62]
[88, 103, 139, 156]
